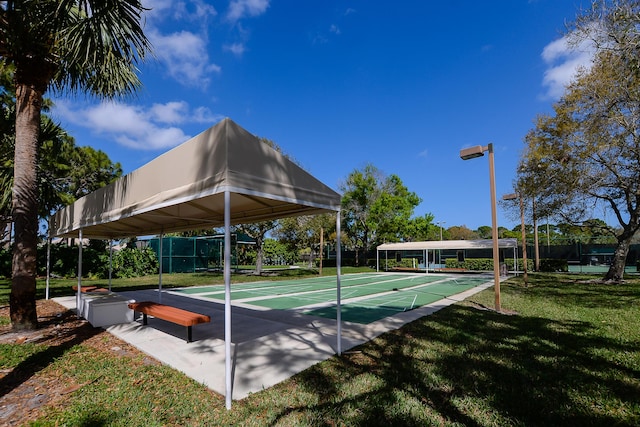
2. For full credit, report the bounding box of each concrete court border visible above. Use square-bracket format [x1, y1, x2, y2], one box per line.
[53, 275, 494, 400]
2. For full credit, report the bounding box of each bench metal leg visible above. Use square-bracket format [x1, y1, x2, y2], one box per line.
[134, 309, 197, 343]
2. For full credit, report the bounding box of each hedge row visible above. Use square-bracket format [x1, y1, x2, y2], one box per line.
[0, 245, 159, 279]
[445, 258, 565, 272]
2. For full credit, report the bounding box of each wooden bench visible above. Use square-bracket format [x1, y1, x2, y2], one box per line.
[435, 268, 467, 273]
[128, 301, 211, 343]
[72, 285, 108, 293]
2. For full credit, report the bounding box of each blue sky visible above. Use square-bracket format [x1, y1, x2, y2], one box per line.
[51, 0, 596, 232]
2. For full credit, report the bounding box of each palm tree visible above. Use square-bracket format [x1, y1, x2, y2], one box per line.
[0, 0, 151, 329]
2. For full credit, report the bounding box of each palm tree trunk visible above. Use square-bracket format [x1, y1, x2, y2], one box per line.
[10, 82, 42, 330]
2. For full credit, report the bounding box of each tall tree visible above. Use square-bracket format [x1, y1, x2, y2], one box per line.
[275, 213, 335, 267]
[235, 221, 278, 274]
[519, 0, 640, 281]
[476, 225, 493, 239]
[340, 164, 379, 265]
[447, 225, 478, 240]
[341, 164, 422, 265]
[1, 0, 151, 329]
[402, 213, 436, 242]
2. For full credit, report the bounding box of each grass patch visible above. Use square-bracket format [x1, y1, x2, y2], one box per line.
[2, 272, 639, 425]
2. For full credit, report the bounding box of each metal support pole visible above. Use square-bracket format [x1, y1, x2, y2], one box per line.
[45, 235, 51, 300]
[108, 239, 113, 292]
[487, 144, 501, 312]
[336, 210, 342, 355]
[76, 229, 83, 317]
[158, 233, 163, 303]
[224, 191, 232, 410]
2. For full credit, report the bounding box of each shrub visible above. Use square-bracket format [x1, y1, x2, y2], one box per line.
[36, 243, 110, 279]
[445, 258, 494, 270]
[112, 247, 159, 278]
[539, 258, 568, 272]
[379, 258, 420, 270]
[504, 258, 534, 272]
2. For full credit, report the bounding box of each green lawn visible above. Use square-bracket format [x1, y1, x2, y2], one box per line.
[1, 272, 639, 426]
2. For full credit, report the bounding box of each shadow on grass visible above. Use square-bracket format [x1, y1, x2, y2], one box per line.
[276, 303, 640, 426]
[0, 311, 102, 398]
[508, 274, 639, 310]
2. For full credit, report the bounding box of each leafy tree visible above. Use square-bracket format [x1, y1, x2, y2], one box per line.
[341, 164, 422, 265]
[402, 213, 436, 241]
[262, 238, 296, 265]
[275, 213, 335, 267]
[446, 225, 478, 240]
[556, 219, 617, 244]
[372, 174, 422, 243]
[476, 225, 492, 239]
[1, 0, 151, 329]
[518, 0, 640, 281]
[235, 221, 278, 274]
[340, 164, 379, 265]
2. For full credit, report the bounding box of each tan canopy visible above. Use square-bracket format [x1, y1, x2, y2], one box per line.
[48, 118, 344, 409]
[50, 118, 341, 238]
[377, 239, 518, 251]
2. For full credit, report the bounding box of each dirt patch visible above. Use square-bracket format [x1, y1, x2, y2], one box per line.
[0, 299, 154, 426]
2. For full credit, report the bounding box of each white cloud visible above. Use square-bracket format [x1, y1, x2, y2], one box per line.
[149, 101, 189, 124]
[54, 100, 223, 150]
[149, 29, 221, 87]
[541, 33, 596, 99]
[226, 0, 270, 23]
[192, 106, 222, 123]
[143, 1, 220, 88]
[224, 42, 246, 56]
[145, 0, 217, 23]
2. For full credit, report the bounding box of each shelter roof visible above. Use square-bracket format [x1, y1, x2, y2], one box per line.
[377, 239, 518, 251]
[50, 118, 341, 238]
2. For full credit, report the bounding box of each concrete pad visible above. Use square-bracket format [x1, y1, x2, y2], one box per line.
[54, 280, 493, 400]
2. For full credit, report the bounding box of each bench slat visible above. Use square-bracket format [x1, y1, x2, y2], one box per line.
[129, 302, 210, 326]
[128, 302, 211, 343]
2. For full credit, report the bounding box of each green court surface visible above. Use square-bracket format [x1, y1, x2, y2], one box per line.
[171, 273, 490, 324]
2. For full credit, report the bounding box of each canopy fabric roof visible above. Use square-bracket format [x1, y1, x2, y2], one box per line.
[49, 118, 344, 409]
[50, 118, 341, 238]
[377, 239, 518, 251]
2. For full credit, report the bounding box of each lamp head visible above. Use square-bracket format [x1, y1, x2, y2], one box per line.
[502, 193, 518, 201]
[460, 145, 486, 160]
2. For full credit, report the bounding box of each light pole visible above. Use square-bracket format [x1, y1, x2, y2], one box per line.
[437, 221, 446, 240]
[533, 199, 540, 271]
[436, 220, 446, 267]
[503, 192, 528, 286]
[460, 143, 501, 312]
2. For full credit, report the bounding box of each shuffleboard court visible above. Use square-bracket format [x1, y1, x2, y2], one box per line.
[169, 273, 491, 324]
[306, 277, 488, 324]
